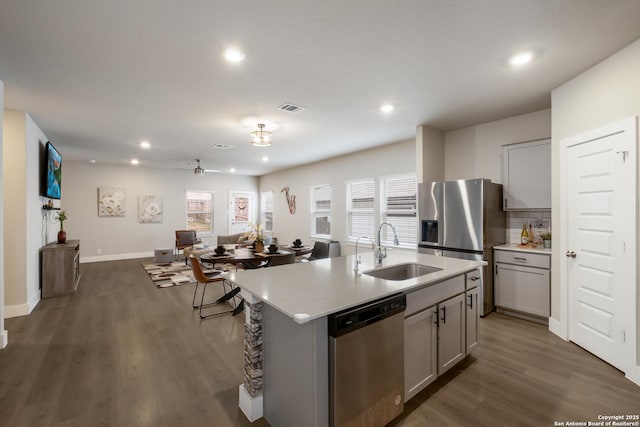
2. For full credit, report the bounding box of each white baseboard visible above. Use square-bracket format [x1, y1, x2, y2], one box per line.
[626, 366, 640, 387]
[80, 251, 154, 264]
[548, 316, 568, 340]
[0, 330, 7, 349]
[4, 293, 40, 319]
[239, 384, 263, 422]
[28, 292, 40, 314]
[4, 303, 29, 319]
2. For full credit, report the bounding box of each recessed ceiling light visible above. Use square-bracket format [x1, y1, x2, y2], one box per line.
[130, 159, 139, 165]
[89, 159, 96, 164]
[509, 51, 534, 67]
[224, 48, 245, 63]
[261, 156, 269, 162]
[230, 167, 236, 173]
[380, 104, 394, 113]
[139, 140, 151, 149]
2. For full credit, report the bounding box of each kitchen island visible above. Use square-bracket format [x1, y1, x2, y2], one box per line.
[228, 250, 485, 426]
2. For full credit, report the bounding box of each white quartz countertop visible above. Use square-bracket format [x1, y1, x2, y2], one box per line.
[493, 243, 552, 255]
[227, 251, 485, 324]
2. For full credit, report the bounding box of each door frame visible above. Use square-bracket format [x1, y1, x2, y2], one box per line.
[558, 116, 638, 383]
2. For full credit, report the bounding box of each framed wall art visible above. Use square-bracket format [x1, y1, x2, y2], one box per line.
[98, 187, 126, 217]
[138, 195, 163, 223]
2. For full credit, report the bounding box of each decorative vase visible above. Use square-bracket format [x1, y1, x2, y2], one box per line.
[543, 239, 551, 248]
[255, 241, 264, 253]
[57, 229, 67, 244]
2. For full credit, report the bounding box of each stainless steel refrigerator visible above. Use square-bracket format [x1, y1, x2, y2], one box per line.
[418, 178, 505, 316]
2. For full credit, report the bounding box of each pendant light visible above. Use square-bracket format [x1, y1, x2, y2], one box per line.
[251, 124, 272, 147]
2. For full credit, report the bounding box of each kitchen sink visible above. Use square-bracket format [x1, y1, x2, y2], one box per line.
[363, 263, 442, 281]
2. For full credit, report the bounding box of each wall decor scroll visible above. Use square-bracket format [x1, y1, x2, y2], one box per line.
[138, 195, 163, 223]
[98, 187, 126, 217]
[281, 186, 296, 214]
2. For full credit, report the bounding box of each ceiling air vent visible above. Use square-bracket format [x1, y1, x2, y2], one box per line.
[278, 102, 305, 113]
[211, 143, 233, 150]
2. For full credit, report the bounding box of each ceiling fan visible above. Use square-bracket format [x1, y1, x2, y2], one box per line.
[180, 159, 220, 176]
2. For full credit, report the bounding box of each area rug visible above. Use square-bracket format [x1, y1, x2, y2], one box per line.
[142, 262, 195, 288]
[142, 261, 240, 288]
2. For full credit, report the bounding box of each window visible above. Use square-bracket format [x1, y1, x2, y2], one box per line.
[311, 184, 331, 237]
[381, 175, 417, 246]
[186, 191, 214, 235]
[347, 179, 375, 240]
[260, 191, 274, 232]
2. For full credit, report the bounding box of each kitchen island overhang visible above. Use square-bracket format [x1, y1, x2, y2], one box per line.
[228, 251, 486, 426]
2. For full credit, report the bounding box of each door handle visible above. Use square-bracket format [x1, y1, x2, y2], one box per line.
[467, 294, 473, 309]
[565, 251, 576, 258]
[440, 306, 446, 324]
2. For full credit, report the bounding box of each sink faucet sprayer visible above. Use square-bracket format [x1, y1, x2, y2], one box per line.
[376, 222, 400, 267]
[354, 236, 375, 273]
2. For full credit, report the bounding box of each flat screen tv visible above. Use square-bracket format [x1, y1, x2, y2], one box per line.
[44, 141, 62, 199]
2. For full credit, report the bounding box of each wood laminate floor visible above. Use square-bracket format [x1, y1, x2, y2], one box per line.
[0, 258, 638, 426]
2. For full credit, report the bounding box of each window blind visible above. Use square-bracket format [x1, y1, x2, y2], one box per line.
[382, 176, 417, 245]
[348, 180, 375, 239]
[186, 191, 214, 234]
[312, 185, 331, 237]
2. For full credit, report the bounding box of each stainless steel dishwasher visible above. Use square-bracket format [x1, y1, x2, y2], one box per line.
[328, 293, 406, 427]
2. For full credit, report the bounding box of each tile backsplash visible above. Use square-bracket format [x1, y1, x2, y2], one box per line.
[506, 211, 551, 245]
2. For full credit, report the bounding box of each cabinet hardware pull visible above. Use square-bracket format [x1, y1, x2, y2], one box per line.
[467, 294, 473, 309]
[513, 257, 527, 262]
[440, 306, 446, 323]
[469, 276, 480, 282]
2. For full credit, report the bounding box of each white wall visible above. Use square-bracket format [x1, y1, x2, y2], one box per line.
[63, 161, 259, 261]
[2, 110, 49, 318]
[444, 109, 551, 182]
[0, 80, 6, 346]
[551, 38, 640, 376]
[258, 139, 416, 254]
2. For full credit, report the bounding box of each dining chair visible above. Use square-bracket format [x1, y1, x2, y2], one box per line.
[300, 240, 341, 262]
[189, 255, 243, 318]
[175, 230, 199, 264]
[266, 252, 296, 267]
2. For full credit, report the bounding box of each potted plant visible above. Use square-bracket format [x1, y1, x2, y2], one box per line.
[249, 222, 265, 252]
[254, 225, 265, 253]
[541, 232, 551, 248]
[57, 210, 67, 244]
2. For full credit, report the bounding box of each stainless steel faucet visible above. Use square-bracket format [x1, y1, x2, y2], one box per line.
[376, 222, 400, 266]
[354, 236, 375, 272]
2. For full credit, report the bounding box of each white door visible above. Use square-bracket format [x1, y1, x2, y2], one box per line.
[229, 191, 255, 234]
[565, 118, 636, 372]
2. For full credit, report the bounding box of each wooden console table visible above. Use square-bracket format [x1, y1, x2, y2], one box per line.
[41, 240, 81, 298]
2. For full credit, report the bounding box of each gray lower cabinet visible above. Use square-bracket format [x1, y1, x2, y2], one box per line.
[465, 286, 479, 354]
[437, 294, 466, 374]
[494, 249, 550, 322]
[404, 274, 473, 402]
[404, 306, 438, 401]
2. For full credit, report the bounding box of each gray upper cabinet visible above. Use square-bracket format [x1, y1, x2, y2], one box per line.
[502, 138, 551, 210]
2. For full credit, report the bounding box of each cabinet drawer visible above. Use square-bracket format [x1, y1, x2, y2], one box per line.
[465, 269, 482, 290]
[405, 275, 464, 317]
[494, 250, 549, 269]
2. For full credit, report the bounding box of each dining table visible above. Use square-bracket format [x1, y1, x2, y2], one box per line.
[200, 245, 297, 270]
[283, 245, 313, 256]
